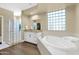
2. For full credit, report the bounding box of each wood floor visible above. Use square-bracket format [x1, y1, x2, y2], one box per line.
[0, 42, 40, 55]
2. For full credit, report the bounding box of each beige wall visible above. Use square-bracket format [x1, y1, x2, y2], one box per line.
[66, 5, 76, 33]
[75, 4, 79, 35]
[22, 4, 78, 36]
[21, 14, 31, 40]
[21, 15, 31, 29]
[0, 8, 14, 43]
[36, 6, 76, 36]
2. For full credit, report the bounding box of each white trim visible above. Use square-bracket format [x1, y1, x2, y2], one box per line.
[13, 16, 22, 44]
[0, 16, 3, 43]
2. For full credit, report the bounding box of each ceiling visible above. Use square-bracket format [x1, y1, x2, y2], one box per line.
[0, 3, 76, 16]
[0, 3, 37, 12]
[23, 3, 76, 16]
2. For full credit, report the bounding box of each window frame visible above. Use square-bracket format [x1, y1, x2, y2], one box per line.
[47, 9, 67, 31]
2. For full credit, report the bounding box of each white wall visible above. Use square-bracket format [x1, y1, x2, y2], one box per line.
[0, 8, 14, 44]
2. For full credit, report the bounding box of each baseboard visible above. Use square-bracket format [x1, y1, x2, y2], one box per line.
[24, 41, 37, 46]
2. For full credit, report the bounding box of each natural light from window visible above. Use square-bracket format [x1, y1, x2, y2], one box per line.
[48, 9, 66, 31]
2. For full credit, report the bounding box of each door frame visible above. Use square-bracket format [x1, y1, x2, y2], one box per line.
[0, 15, 3, 43]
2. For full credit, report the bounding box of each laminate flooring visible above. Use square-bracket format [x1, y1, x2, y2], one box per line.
[0, 42, 40, 55]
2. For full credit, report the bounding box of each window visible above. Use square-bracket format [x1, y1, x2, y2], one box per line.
[48, 9, 66, 31]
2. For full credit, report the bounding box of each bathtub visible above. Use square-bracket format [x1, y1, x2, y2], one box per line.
[37, 36, 79, 55]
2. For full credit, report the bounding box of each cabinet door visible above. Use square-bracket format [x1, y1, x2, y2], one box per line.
[30, 33, 37, 44]
[24, 32, 30, 41]
[24, 32, 37, 44]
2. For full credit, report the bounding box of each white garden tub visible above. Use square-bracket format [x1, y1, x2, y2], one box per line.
[37, 36, 79, 55]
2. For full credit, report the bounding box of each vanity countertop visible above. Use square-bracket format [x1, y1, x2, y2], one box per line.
[24, 29, 42, 32]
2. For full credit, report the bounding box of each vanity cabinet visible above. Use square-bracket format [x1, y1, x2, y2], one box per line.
[24, 31, 41, 44]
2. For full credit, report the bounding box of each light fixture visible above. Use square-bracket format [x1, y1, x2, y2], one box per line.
[14, 11, 21, 16]
[31, 15, 40, 21]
